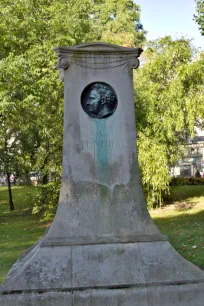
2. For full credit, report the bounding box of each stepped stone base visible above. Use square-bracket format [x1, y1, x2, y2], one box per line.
[1, 239, 204, 305]
[1, 284, 204, 306]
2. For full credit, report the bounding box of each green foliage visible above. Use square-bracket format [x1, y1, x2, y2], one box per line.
[0, 0, 145, 216]
[0, 0, 99, 184]
[134, 37, 204, 208]
[194, 0, 204, 36]
[92, 0, 146, 46]
[171, 177, 204, 186]
[32, 181, 60, 221]
[0, 53, 40, 177]
[137, 133, 170, 208]
[170, 177, 191, 186]
[163, 184, 204, 203]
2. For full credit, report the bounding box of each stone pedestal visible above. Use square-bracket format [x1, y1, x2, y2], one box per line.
[1, 43, 204, 305]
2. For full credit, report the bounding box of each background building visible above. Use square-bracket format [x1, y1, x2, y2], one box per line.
[171, 136, 204, 177]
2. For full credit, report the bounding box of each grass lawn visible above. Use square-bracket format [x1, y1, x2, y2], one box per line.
[0, 185, 203, 284]
[0, 186, 49, 284]
[151, 185, 204, 270]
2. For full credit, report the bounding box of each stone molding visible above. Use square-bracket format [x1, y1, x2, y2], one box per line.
[41, 233, 168, 247]
[55, 42, 143, 80]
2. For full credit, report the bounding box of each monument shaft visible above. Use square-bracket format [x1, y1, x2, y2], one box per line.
[44, 43, 164, 246]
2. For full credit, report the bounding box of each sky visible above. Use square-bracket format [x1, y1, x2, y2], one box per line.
[135, 0, 204, 49]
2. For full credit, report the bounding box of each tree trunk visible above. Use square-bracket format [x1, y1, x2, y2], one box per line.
[25, 171, 32, 186]
[6, 172, 15, 211]
[42, 173, 49, 185]
[41, 148, 50, 185]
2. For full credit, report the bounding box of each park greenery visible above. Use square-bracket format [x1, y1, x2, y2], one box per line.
[135, 37, 204, 207]
[0, 0, 204, 217]
[195, 0, 204, 36]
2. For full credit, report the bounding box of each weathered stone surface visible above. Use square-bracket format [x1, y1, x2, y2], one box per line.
[1, 240, 204, 293]
[73, 288, 149, 306]
[1, 243, 72, 291]
[0, 292, 73, 306]
[1, 42, 204, 305]
[1, 284, 204, 306]
[43, 43, 164, 247]
[147, 283, 204, 306]
[139, 241, 204, 283]
[72, 243, 145, 287]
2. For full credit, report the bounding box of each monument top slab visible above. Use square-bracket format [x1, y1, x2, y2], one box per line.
[54, 42, 143, 55]
[55, 42, 143, 74]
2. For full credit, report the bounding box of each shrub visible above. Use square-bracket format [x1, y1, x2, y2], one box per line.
[170, 177, 204, 186]
[32, 180, 60, 221]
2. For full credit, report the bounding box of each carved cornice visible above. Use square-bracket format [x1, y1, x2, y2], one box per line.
[128, 57, 140, 69]
[54, 42, 143, 80]
[54, 42, 143, 55]
[57, 56, 69, 69]
[56, 56, 69, 82]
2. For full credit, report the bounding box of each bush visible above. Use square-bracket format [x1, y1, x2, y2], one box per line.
[32, 180, 60, 221]
[170, 177, 204, 186]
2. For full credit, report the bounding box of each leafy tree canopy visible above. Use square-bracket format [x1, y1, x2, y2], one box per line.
[134, 36, 204, 207]
[92, 0, 146, 46]
[195, 0, 204, 35]
[0, 0, 145, 214]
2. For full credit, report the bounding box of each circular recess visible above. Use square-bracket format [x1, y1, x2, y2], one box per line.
[81, 82, 118, 119]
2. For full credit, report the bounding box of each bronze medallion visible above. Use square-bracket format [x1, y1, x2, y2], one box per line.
[81, 82, 118, 119]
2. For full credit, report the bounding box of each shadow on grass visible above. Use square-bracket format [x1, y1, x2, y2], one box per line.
[152, 209, 204, 270]
[153, 209, 204, 223]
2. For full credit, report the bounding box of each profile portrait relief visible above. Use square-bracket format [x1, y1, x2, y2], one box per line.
[81, 82, 118, 119]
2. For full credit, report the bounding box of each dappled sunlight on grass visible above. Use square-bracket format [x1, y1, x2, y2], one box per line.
[150, 201, 204, 270]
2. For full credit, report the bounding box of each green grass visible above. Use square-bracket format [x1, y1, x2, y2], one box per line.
[151, 204, 204, 269]
[0, 186, 49, 284]
[151, 185, 204, 270]
[0, 185, 203, 285]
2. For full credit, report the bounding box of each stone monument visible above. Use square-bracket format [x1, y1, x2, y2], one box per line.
[1, 42, 204, 305]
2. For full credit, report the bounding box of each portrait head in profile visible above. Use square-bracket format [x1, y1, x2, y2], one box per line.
[81, 83, 118, 119]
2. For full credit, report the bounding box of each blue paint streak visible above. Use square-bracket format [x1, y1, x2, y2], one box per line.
[95, 120, 108, 170]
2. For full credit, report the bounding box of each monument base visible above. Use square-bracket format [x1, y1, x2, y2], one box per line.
[1, 240, 204, 305]
[1, 284, 204, 306]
